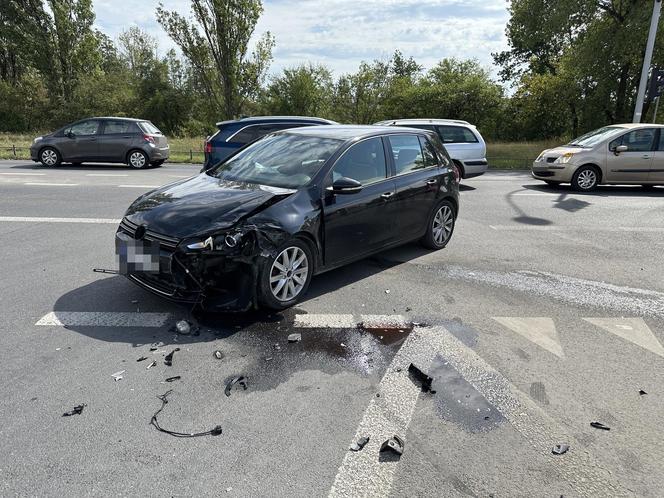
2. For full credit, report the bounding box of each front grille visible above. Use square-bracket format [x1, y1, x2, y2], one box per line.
[120, 217, 180, 250]
[533, 171, 554, 177]
[546, 157, 557, 163]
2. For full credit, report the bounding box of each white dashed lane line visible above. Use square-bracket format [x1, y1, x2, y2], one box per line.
[23, 182, 79, 186]
[0, 216, 120, 224]
[117, 184, 161, 189]
[85, 173, 129, 177]
[36, 311, 170, 327]
[489, 225, 664, 232]
[0, 172, 45, 176]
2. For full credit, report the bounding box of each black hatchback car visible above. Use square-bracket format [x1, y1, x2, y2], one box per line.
[30, 117, 169, 168]
[116, 125, 459, 311]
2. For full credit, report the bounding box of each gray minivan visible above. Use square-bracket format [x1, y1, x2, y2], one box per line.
[30, 117, 169, 168]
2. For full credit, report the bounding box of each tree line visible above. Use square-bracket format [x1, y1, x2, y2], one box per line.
[1, 0, 663, 141]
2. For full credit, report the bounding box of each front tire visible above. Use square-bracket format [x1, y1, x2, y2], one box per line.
[421, 200, 455, 250]
[128, 150, 149, 169]
[258, 239, 313, 310]
[572, 165, 599, 192]
[39, 147, 61, 167]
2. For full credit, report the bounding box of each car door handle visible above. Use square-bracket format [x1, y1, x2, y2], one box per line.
[643, 154, 652, 159]
[425, 179, 437, 186]
[122, 136, 131, 139]
[381, 192, 394, 199]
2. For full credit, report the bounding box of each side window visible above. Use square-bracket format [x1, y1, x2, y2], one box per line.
[69, 120, 100, 136]
[436, 125, 478, 144]
[229, 125, 260, 144]
[330, 137, 387, 186]
[610, 128, 656, 152]
[418, 136, 439, 168]
[102, 121, 138, 134]
[658, 130, 664, 151]
[388, 135, 425, 175]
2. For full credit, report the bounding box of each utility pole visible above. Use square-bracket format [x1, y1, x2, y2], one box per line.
[633, 0, 662, 123]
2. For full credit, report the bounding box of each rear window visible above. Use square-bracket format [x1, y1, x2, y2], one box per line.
[139, 121, 162, 135]
[436, 126, 478, 144]
[228, 123, 313, 145]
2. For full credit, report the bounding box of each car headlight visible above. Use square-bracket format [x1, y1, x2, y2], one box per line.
[553, 152, 576, 164]
[185, 232, 244, 251]
[33, 136, 43, 143]
[186, 236, 214, 250]
[535, 152, 545, 162]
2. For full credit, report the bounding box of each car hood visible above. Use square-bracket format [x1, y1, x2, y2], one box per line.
[124, 173, 295, 238]
[541, 146, 590, 156]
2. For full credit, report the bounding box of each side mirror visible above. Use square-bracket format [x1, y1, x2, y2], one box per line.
[615, 145, 628, 154]
[66, 131, 75, 139]
[326, 177, 363, 195]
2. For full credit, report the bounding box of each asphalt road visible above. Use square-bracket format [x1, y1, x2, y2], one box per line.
[1, 159, 663, 497]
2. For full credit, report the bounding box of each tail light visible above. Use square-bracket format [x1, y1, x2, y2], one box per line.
[143, 134, 155, 144]
[452, 163, 460, 183]
[204, 141, 212, 153]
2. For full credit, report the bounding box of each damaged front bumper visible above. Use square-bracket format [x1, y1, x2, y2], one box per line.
[115, 218, 288, 311]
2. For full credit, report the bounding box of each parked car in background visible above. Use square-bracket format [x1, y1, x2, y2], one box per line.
[118, 125, 458, 311]
[30, 117, 169, 169]
[532, 123, 664, 191]
[203, 116, 336, 170]
[375, 118, 488, 181]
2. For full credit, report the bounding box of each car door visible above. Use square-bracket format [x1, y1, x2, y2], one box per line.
[649, 129, 664, 183]
[386, 134, 440, 240]
[98, 120, 142, 161]
[322, 136, 397, 266]
[59, 120, 101, 161]
[606, 128, 656, 182]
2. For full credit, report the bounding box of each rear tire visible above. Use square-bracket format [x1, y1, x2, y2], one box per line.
[571, 165, 599, 192]
[258, 239, 314, 310]
[127, 150, 149, 169]
[39, 147, 61, 167]
[421, 200, 455, 250]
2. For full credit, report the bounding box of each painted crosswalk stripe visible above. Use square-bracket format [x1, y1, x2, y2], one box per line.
[493, 317, 564, 358]
[118, 184, 160, 189]
[294, 314, 357, 328]
[24, 182, 79, 186]
[583, 317, 664, 358]
[36, 311, 170, 327]
[0, 172, 46, 176]
[86, 173, 129, 177]
[0, 216, 120, 224]
[329, 325, 622, 497]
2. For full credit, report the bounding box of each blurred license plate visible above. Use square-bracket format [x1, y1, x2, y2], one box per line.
[116, 232, 160, 274]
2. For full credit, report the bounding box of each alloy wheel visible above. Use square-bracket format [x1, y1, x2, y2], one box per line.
[432, 205, 454, 246]
[577, 169, 597, 190]
[41, 149, 57, 166]
[269, 246, 309, 302]
[129, 151, 146, 168]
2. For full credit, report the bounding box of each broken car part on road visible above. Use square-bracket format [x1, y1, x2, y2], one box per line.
[62, 404, 86, 417]
[590, 422, 611, 431]
[225, 376, 248, 397]
[408, 363, 435, 393]
[150, 390, 222, 438]
[349, 436, 370, 452]
[552, 444, 570, 455]
[164, 348, 180, 367]
[379, 435, 405, 457]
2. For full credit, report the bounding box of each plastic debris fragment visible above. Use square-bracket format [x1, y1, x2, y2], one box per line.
[408, 363, 435, 393]
[62, 404, 86, 417]
[385, 289, 390, 294]
[639, 389, 647, 395]
[111, 370, 125, 382]
[380, 435, 404, 456]
[164, 348, 180, 366]
[288, 333, 301, 343]
[552, 444, 569, 455]
[349, 436, 370, 452]
[590, 421, 610, 431]
[151, 390, 222, 437]
[165, 376, 181, 383]
[137, 356, 148, 362]
[175, 320, 191, 335]
[213, 350, 224, 360]
[146, 360, 157, 370]
[225, 376, 248, 397]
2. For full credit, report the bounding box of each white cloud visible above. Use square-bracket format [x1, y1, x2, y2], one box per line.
[93, 0, 509, 77]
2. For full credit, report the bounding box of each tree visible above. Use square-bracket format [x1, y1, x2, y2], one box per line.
[260, 63, 333, 116]
[156, 0, 274, 119]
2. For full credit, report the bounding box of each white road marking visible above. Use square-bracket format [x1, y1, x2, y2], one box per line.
[167, 174, 192, 178]
[294, 314, 356, 328]
[0, 216, 120, 224]
[360, 314, 410, 329]
[583, 317, 664, 358]
[117, 184, 160, 189]
[493, 317, 564, 358]
[24, 182, 79, 186]
[489, 225, 664, 232]
[36, 311, 170, 327]
[0, 172, 45, 176]
[329, 325, 622, 497]
[86, 173, 129, 177]
[513, 192, 559, 196]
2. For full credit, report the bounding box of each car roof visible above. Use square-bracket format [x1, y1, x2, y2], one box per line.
[89, 117, 147, 122]
[609, 123, 664, 129]
[281, 124, 435, 140]
[216, 116, 336, 127]
[375, 118, 473, 127]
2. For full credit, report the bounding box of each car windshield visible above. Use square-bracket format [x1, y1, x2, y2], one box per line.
[208, 133, 342, 189]
[567, 126, 625, 148]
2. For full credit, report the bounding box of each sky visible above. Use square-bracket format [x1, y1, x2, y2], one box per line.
[93, 0, 510, 78]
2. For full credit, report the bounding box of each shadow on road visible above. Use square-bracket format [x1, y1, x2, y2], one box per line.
[522, 182, 664, 197]
[9, 162, 197, 171]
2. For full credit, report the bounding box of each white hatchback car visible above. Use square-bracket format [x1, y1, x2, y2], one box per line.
[375, 118, 488, 181]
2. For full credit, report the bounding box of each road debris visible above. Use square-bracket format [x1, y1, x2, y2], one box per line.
[380, 435, 404, 457]
[111, 370, 125, 382]
[146, 360, 157, 370]
[165, 376, 181, 383]
[225, 376, 248, 397]
[175, 320, 192, 335]
[408, 363, 435, 393]
[62, 404, 86, 417]
[164, 348, 180, 366]
[288, 333, 301, 343]
[552, 444, 569, 455]
[590, 421, 611, 431]
[137, 356, 148, 362]
[385, 289, 390, 294]
[639, 389, 647, 395]
[213, 350, 224, 360]
[150, 390, 222, 438]
[349, 436, 370, 452]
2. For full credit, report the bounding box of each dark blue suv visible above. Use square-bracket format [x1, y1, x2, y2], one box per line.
[203, 116, 336, 170]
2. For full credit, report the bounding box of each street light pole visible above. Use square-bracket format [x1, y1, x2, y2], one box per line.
[633, 0, 662, 123]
